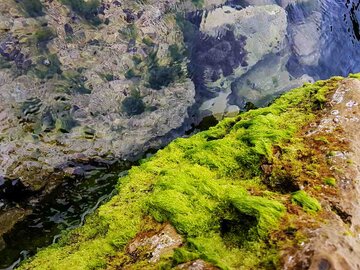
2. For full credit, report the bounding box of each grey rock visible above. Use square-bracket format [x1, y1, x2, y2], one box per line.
[0, 0, 195, 236]
[197, 5, 288, 116]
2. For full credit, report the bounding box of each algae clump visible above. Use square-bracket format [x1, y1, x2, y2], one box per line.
[291, 190, 322, 213]
[324, 177, 336, 186]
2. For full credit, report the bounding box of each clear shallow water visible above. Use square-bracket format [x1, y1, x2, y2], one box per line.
[288, 0, 360, 79]
[187, 0, 360, 116]
[0, 163, 131, 269]
[2, 0, 360, 269]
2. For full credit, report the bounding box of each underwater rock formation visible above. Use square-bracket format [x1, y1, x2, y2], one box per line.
[194, 4, 289, 117]
[0, 0, 196, 242]
[18, 75, 360, 269]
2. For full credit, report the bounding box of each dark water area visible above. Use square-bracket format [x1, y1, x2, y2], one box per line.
[0, 163, 131, 270]
[0, 117, 218, 269]
[2, 0, 360, 269]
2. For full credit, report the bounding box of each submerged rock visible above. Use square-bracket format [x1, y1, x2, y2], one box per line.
[196, 4, 288, 117]
[0, 207, 31, 254]
[0, 0, 195, 245]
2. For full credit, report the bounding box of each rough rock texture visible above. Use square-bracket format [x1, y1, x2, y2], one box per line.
[200, 5, 287, 68]
[229, 52, 314, 108]
[176, 260, 220, 270]
[282, 78, 360, 270]
[127, 223, 183, 263]
[0, 0, 194, 188]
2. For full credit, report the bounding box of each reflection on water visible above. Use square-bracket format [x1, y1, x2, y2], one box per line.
[284, 0, 360, 79]
[314, 0, 360, 78]
[344, 0, 360, 41]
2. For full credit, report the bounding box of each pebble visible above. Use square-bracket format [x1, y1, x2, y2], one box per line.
[346, 100, 358, 108]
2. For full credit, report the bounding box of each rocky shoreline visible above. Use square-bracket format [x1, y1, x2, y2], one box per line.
[17, 75, 360, 269]
[2, 0, 360, 269]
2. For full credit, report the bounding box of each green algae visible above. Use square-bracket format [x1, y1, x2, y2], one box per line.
[121, 96, 145, 116]
[146, 50, 185, 90]
[324, 177, 336, 186]
[33, 54, 62, 80]
[291, 190, 322, 213]
[19, 77, 342, 270]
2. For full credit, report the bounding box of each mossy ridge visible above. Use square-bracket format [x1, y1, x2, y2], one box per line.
[264, 78, 347, 201]
[19, 77, 343, 270]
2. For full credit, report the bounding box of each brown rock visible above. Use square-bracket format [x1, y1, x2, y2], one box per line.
[127, 223, 183, 263]
[282, 78, 360, 270]
[176, 259, 220, 270]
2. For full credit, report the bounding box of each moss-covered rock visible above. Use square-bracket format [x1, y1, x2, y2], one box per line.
[19, 76, 347, 270]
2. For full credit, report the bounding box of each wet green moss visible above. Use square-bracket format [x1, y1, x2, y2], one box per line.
[19, 77, 343, 270]
[349, 73, 360, 79]
[291, 190, 322, 213]
[324, 177, 336, 186]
